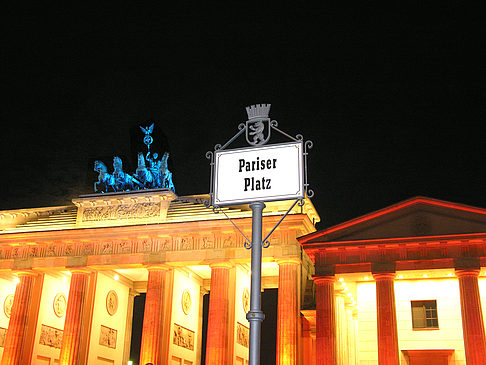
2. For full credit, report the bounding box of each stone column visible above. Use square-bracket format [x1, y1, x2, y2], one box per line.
[456, 268, 486, 364]
[122, 289, 138, 365]
[335, 292, 347, 365]
[59, 270, 93, 365]
[276, 258, 301, 365]
[301, 317, 313, 365]
[139, 265, 173, 365]
[1, 271, 39, 365]
[314, 276, 336, 365]
[373, 272, 399, 365]
[206, 262, 234, 365]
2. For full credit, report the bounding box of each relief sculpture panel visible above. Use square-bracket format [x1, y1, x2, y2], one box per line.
[39, 324, 63, 349]
[99, 325, 117, 349]
[173, 324, 194, 351]
[82, 202, 161, 222]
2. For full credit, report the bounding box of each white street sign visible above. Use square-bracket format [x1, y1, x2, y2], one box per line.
[214, 141, 304, 206]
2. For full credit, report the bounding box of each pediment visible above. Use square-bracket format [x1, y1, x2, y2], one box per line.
[301, 197, 486, 243]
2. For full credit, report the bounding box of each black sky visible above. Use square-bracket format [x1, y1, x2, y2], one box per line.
[1, 4, 484, 229]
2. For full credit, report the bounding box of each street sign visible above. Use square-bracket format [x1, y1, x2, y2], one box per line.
[213, 141, 304, 206]
[206, 104, 312, 365]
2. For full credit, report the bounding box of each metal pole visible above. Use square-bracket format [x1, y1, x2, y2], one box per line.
[247, 201, 265, 365]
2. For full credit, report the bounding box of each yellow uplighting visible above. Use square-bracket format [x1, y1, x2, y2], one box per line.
[14, 277, 19, 284]
[364, 276, 369, 280]
[447, 273, 453, 277]
[397, 275, 404, 279]
[346, 292, 352, 298]
[422, 274, 428, 278]
[114, 274, 119, 281]
[341, 282, 347, 287]
[338, 278, 344, 282]
[62, 276, 68, 283]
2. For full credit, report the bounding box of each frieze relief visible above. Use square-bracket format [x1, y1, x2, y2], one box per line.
[0, 327, 6, 348]
[137, 238, 153, 252]
[39, 325, 63, 349]
[157, 237, 172, 251]
[101, 241, 114, 255]
[236, 322, 249, 348]
[173, 324, 194, 351]
[177, 237, 193, 251]
[63, 244, 75, 256]
[99, 325, 117, 349]
[81, 243, 94, 256]
[222, 234, 235, 248]
[200, 235, 215, 249]
[0, 230, 257, 262]
[81, 202, 161, 222]
[117, 240, 131, 254]
[46, 244, 57, 257]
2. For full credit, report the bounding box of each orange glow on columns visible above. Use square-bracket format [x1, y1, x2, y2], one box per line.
[373, 272, 399, 365]
[58, 270, 90, 365]
[206, 263, 232, 365]
[0, 272, 36, 365]
[456, 269, 486, 365]
[314, 276, 336, 365]
[276, 259, 300, 365]
[139, 267, 170, 365]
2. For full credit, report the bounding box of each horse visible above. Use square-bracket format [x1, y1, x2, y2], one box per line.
[113, 156, 141, 191]
[94, 160, 115, 193]
[135, 152, 154, 188]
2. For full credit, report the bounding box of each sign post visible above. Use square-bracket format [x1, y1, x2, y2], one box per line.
[206, 104, 313, 365]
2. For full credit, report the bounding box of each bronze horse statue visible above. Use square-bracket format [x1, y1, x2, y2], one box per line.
[94, 160, 115, 193]
[113, 156, 141, 191]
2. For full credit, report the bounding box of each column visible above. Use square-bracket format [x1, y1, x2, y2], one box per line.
[59, 270, 92, 365]
[122, 289, 139, 365]
[456, 268, 486, 364]
[1, 272, 38, 365]
[301, 317, 312, 365]
[314, 276, 336, 365]
[206, 262, 234, 365]
[335, 293, 347, 365]
[276, 258, 301, 365]
[373, 272, 399, 365]
[139, 265, 173, 365]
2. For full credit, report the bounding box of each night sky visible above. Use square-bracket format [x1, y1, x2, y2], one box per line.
[1, 4, 484, 231]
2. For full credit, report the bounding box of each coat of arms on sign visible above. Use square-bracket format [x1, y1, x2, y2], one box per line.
[245, 104, 272, 146]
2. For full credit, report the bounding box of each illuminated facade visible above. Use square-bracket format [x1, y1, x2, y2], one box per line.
[300, 196, 486, 365]
[0, 189, 319, 365]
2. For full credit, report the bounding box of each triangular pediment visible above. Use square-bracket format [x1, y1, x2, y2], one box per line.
[301, 197, 486, 244]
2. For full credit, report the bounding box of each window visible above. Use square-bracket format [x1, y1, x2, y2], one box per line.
[411, 300, 439, 329]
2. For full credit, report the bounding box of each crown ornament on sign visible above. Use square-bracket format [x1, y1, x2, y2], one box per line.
[246, 104, 271, 120]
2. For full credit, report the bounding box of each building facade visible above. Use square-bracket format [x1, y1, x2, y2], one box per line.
[300, 196, 486, 365]
[0, 189, 319, 365]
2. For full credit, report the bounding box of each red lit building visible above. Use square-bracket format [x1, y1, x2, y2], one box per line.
[299, 196, 486, 365]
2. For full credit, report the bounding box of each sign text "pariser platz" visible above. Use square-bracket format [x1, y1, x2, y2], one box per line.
[213, 142, 304, 206]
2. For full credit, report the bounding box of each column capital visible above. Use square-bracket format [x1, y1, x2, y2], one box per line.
[455, 268, 480, 278]
[372, 272, 396, 281]
[209, 261, 233, 269]
[129, 288, 140, 297]
[69, 268, 92, 275]
[275, 257, 301, 266]
[145, 264, 171, 271]
[312, 275, 335, 286]
[14, 270, 38, 277]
